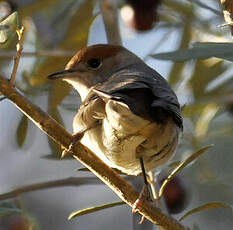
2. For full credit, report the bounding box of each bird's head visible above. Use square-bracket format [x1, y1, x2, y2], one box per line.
[48, 44, 141, 101]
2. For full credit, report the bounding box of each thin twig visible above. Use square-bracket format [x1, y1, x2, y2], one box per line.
[148, 172, 166, 230]
[0, 50, 75, 59]
[100, 0, 122, 45]
[219, 0, 233, 36]
[0, 75, 187, 230]
[186, 0, 222, 15]
[10, 26, 25, 85]
[0, 177, 100, 201]
[0, 96, 7, 102]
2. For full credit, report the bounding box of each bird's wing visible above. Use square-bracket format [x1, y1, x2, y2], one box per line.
[94, 67, 183, 129]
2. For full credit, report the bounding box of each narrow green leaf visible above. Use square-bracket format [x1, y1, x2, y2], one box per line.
[68, 201, 125, 220]
[179, 202, 233, 221]
[195, 104, 219, 139]
[0, 12, 19, 48]
[76, 167, 90, 172]
[47, 108, 67, 158]
[16, 114, 28, 147]
[0, 202, 23, 216]
[159, 145, 213, 198]
[168, 17, 192, 86]
[168, 161, 181, 169]
[150, 42, 233, 62]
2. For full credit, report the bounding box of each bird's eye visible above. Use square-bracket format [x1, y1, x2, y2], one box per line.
[86, 58, 102, 69]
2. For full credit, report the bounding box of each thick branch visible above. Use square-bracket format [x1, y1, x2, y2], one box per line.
[0, 75, 186, 230]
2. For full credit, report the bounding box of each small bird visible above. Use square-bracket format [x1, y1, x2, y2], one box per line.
[48, 44, 183, 212]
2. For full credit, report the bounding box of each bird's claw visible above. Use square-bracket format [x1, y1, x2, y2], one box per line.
[61, 132, 84, 159]
[132, 185, 153, 224]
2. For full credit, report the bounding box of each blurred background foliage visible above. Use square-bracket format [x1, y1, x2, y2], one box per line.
[0, 0, 233, 230]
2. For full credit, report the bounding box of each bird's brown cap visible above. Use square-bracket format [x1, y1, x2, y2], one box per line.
[65, 44, 125, 69]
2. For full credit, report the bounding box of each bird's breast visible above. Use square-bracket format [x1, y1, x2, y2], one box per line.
[75, 99, 179, 175]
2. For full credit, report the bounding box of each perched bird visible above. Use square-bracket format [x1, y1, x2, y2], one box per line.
[48, 44, 183, 210]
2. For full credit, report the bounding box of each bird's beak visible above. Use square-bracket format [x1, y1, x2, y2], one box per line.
[47, 69, 75, 80]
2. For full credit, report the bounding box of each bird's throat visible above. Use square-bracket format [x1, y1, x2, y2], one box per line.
[64, 79, 90, 102]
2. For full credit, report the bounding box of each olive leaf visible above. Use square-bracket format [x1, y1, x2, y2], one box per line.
[159, 145, 213, 198]
[151, 42, 233, 62]
[179, 202, 233, 221]
[0, 11, 19, 48]
[0, 202, 23, 216]
[68, 201, 125, 220]
[16, 114, 28, 147]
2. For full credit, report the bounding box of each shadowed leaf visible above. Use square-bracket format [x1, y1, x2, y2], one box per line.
[19, 0, 64, 17]
[68, 201, 125, 220]
[0, 202, 23, 216]
[168, 17, 192, 86]
[159, 145, 213, 198]
[29, 0, 95, 86]
[47, 108, 64, 157]
[76, 167, 90, 172]
[151, 42, 233, 62]
[0, 12, 18, 48]
[41, 154, 73, 160]
[179, 202, 233, 221]
[16, 114, 28, 147]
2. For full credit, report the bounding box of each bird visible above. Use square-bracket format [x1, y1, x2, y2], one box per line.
[48, 44, 183, 213]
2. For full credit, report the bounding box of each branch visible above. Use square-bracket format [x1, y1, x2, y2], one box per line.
[0, 75, 186, 230]
[0, 50, 75, 59]
[0, 177, 100, 201]
[100, 0, 122, 45]
[187, 0, 222, 15]
[10, 26, 25, 85]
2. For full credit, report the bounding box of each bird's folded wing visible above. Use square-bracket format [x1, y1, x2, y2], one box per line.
[95, 69, 183, 129]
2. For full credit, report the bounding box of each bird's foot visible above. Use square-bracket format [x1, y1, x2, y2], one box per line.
[132, 185, 153, 224]
[61, 132, 84, 158]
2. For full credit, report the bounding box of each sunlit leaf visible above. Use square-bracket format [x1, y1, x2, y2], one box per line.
[159, 145, 213, 198]
[179, 202, 233, 221]
[49, 80, 71, 111]
[182, 103, 207, 117]
[151, 42, 233, 62]
[16, 114, 28, 147]
[168, 17, 192, 86]
[168, 161, 181, 168]
[195, 104, 219, 139]
[30, 0, 95, 86]
[19, 0, 64, 17]
[0, 11, 18, 48]
[189, 59, 226, 99]
[68, 201, 125, 220]
[0, 202, 23, 216]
